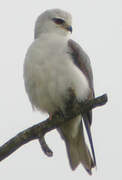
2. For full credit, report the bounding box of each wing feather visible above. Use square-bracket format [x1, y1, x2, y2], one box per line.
[68, 39, 96, 167]
[68, 39, 95, 124]
[68, 39, 94, 93]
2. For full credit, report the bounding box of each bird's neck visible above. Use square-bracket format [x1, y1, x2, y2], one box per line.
[35, 31, 70, 41]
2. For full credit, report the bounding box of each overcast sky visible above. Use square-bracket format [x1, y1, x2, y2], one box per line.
[0, 0, 122, 179]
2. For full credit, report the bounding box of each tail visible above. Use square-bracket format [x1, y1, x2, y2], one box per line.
[58, 116, 95, 174]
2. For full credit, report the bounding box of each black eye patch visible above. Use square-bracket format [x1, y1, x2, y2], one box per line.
[52, 18, 65, 25]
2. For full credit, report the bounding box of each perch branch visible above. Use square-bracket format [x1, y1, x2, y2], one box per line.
[38, 136, 53, 157]
[0, 94, 107, 162]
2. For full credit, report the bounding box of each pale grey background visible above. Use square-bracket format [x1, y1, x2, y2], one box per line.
[0, 0, 122, 179]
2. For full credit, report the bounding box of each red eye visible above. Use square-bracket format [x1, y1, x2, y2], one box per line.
[52, 18, 65, 25]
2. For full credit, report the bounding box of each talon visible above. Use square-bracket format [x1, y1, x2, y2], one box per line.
[49, 113, 53, 120]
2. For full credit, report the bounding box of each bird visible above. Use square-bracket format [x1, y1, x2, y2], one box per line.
[23, 9, 96, 174]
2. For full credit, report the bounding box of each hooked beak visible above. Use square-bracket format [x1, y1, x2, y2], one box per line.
[66, 25, 72, 33]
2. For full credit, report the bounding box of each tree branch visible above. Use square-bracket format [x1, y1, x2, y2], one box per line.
[0, 94, 107, 162]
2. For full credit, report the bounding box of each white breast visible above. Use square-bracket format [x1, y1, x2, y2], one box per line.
[24, 34, 90, 114]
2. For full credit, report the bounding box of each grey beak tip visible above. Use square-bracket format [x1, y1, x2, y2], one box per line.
[67, 26, 72, 33]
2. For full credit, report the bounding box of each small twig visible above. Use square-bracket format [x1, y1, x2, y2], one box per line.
[38, 136, 53, 157]
[0, 94, 107, 162]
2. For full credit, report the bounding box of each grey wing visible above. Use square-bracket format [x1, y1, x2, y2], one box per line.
[68, 39, 96, 166]
[68, 39, 94, 94]
[68, 39, 95, 125]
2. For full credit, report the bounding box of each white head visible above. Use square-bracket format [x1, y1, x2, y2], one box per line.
[34, 9, 72, 39]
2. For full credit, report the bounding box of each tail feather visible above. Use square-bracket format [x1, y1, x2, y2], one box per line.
[65, 125, 94, 174]
[82, 113, 96, 167]
[58, 116, 95, 174]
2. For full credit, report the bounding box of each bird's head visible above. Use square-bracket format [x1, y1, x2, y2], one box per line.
[34, 9, 72, 39]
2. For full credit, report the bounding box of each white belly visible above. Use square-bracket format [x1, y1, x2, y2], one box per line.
[24, 37, 90, 114]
